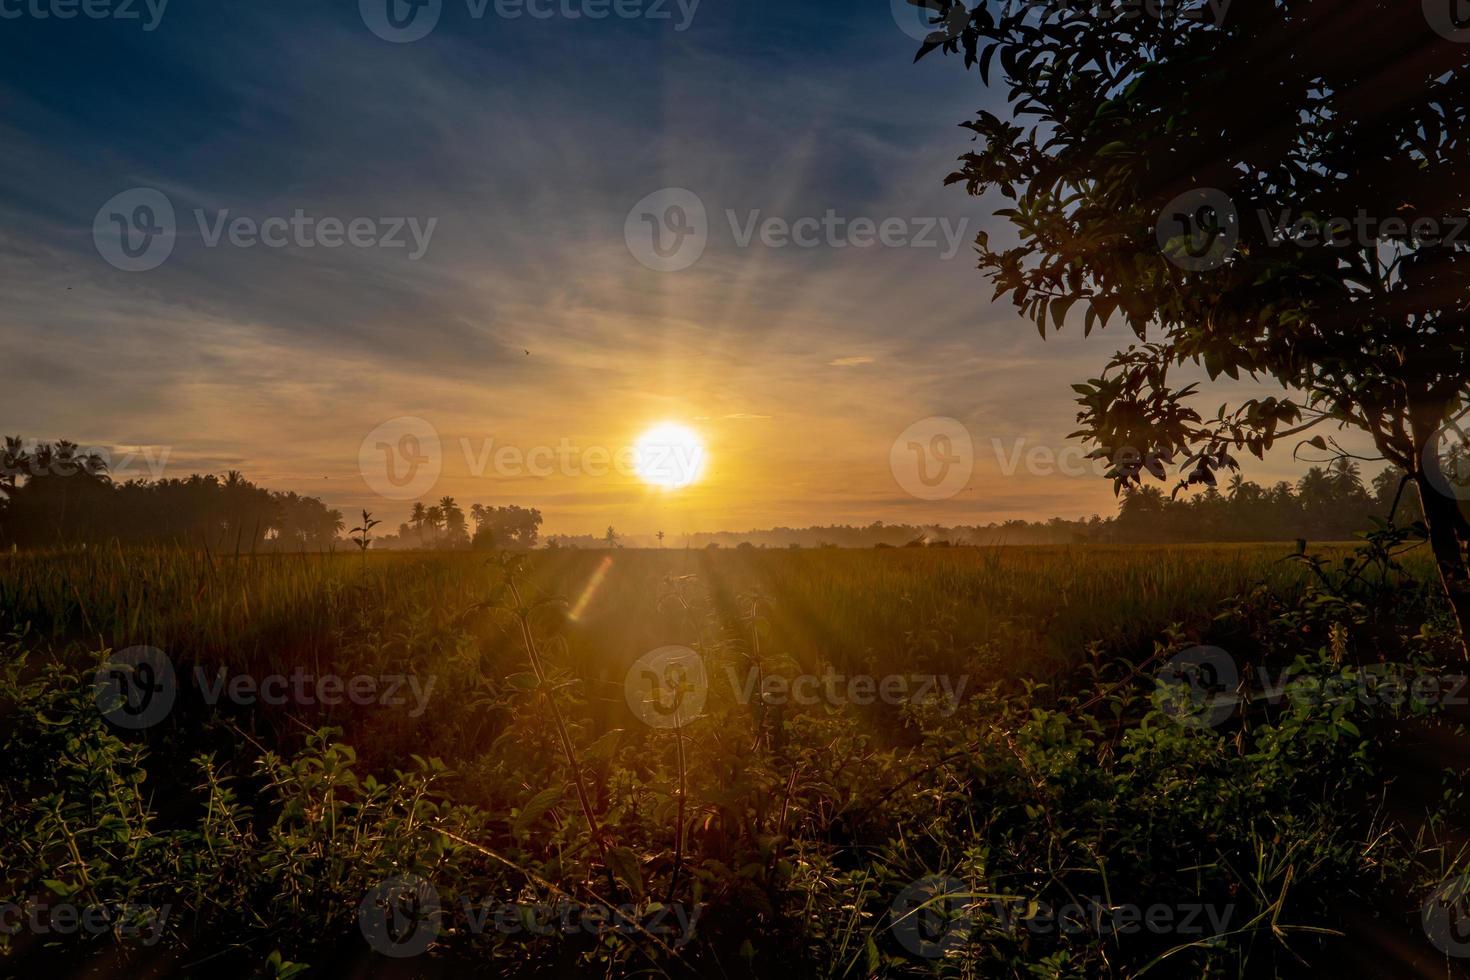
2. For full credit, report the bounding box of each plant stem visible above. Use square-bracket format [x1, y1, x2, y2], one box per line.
[505, 571, 621, 900]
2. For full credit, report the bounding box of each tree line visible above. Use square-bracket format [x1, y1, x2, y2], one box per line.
[0, 439, 344, 550]
[0, 437, 1411, 551]
[0, 438, 543, 552]
[382, 500, 542, 550]
[551, 461, 1417, 549]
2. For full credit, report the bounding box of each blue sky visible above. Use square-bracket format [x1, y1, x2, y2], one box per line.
[0, 0, 1334, 534]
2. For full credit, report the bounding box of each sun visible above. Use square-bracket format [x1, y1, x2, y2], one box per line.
[633, 423, 707, 489]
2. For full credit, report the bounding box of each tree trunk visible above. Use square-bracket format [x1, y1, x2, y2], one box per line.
[1416, 473, 1470, 660]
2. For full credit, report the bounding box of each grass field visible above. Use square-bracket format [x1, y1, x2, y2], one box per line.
[0, 543, 1393, 762]
[2, 542, 1466, 978]
[0, 541, 1395, 676]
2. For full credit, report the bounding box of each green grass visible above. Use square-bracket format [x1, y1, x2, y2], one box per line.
[1, 541, 1405, 673]
[0, 542, 1462, 979]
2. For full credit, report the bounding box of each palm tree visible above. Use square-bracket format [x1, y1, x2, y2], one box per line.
[410, 502, 427, 545]
[656, 530, 665, 547]
[1327, 457, 1365, 499]
[439, 496, 468, 547]
[1296, 466, 1335, 509]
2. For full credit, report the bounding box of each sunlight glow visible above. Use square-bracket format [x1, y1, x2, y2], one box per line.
[633, 423, 707, 490]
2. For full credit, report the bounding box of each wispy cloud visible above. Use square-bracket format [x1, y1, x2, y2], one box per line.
[0, 0, 1369, 534]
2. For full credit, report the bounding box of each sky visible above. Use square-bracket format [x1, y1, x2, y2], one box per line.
[0, 0, 1364, 536]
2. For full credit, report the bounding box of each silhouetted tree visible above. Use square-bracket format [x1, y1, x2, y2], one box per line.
[0, 439, 342, 550]
[917, 3, 1470, 640]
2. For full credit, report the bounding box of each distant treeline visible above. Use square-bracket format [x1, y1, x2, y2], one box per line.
[566, 461, 1417, 549]
[1, 438, 1415, 551]
[0, 439, 343, 550]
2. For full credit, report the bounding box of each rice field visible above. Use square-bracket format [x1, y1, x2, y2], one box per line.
[2, 542, 1461, 978]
